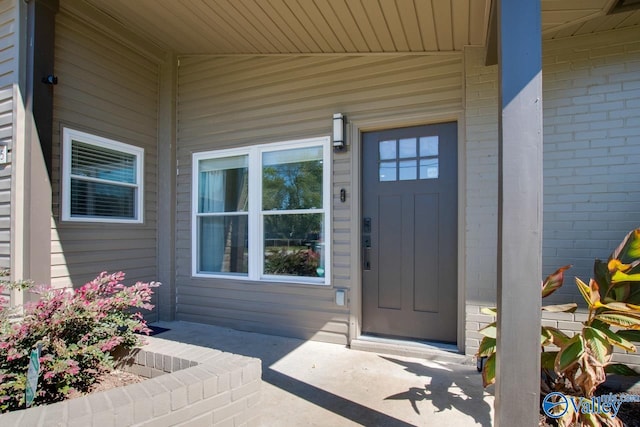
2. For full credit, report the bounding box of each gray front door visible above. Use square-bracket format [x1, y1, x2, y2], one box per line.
[362, 122, 457, 342]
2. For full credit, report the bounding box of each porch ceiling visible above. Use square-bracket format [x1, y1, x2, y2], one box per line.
[544, 0, 640, 39]
[70, 0, 638, 55]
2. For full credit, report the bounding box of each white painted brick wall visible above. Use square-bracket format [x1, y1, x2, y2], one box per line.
[542, 28, 640, 303]
[463, 47, 499, 309]
[463, 26, 640, 368]
[0, 339, 262, 426]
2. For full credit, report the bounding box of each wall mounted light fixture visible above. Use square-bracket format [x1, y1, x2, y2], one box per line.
[333, 113, 346, 152]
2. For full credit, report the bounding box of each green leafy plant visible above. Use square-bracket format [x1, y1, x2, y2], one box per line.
[477, 229, 640, 426]
[0, 271, 159, 412]
[0, 269, 34, 292]
[264, 248, 320, 277]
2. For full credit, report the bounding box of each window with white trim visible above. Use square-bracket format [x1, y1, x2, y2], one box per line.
[62, 128, 144, 223]
[193, 137, 330, 284]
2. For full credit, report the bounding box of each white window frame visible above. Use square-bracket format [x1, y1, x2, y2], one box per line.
[192, 136, 331, 285]
[61, 128, 144, 224]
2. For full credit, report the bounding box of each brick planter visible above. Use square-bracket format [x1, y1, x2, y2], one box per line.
[0, 337, 262, 426]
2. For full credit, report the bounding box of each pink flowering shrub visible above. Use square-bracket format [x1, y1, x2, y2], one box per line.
[0, 272, 159, 412]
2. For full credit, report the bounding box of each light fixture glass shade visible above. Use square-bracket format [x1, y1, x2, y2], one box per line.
[333, 113, 345, 150]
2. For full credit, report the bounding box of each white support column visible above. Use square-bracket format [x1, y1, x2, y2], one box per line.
[496, 0, 543, 425]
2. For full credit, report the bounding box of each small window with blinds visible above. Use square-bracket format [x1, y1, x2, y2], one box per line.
[62, 128, 144, 223]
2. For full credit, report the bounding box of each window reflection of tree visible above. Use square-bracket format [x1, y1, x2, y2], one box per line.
[262, 160, 323, 277]
[222, 168, 248, 273]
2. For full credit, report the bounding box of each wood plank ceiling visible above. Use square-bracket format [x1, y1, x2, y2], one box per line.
[72, 0, 639, 54]
[76, 0, 491, 54]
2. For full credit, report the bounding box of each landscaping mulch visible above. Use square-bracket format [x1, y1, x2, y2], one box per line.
[66, 369, 145, 400]
[89, 369, 145, 393]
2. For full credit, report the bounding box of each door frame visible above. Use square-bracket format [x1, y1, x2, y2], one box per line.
[348, 111, 466, 353]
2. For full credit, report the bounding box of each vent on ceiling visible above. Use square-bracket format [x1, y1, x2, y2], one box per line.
[608, 0, 640, 14]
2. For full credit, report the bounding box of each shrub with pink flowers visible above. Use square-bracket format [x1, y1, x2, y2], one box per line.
[0, 271, 159, 412]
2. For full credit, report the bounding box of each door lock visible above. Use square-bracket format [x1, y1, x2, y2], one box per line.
[363, 235, 371, 270]
[363, 217, 371, 233]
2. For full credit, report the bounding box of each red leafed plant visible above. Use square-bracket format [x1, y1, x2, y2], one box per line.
[0, 271, 159, 412]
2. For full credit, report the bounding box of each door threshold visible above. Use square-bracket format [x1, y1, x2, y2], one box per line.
[350, 335, 473, 365]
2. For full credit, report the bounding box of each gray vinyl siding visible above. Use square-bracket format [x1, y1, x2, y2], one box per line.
[0, 0, 18, 272]
[177, 54, 463, 344]
[51, 11, 159, 294]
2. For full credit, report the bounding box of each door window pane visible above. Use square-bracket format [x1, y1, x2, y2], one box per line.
[199, 215, 249, 275]
[399, 160, 417, 180]
[379, 140, 396, 160]
[263, 147, 323, 210]
[379, 161, 396, 181]
[420, 158, 439, 179]
[420, 136, 439, 156]
[399, 138, 417, 158]
[263, 213, 324, 278]
[378, 135, 440, 182]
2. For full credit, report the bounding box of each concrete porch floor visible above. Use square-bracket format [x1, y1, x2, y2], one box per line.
[150, 321, 494, 426]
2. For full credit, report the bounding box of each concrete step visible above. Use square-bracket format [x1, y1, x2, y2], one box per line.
[350, 335, 474, 365]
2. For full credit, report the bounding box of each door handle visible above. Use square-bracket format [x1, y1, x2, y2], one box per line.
[363, 247, 371, 270]
[363, 217, 372, 270]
